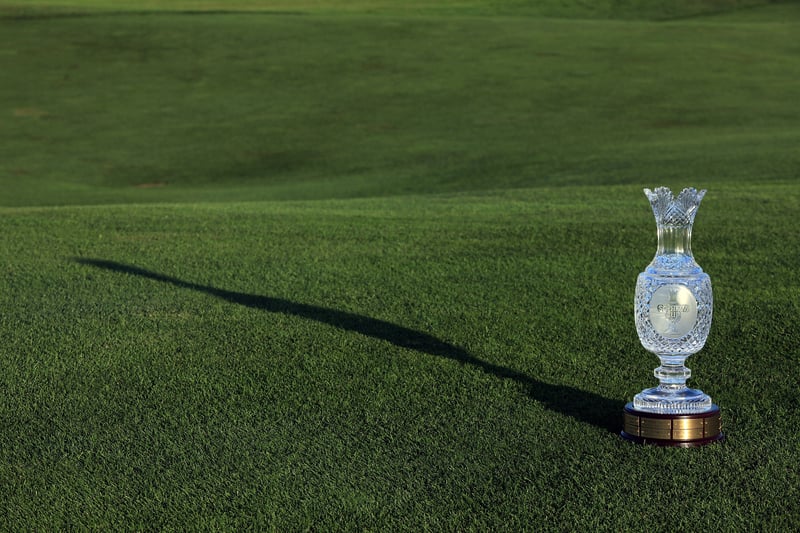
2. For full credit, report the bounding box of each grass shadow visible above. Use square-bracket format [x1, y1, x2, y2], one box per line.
[76, 258, 620, 433]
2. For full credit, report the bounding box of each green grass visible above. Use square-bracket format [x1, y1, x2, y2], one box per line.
[2, 3, 799, 206]
[1, 0, 799, 529]
[0, 0, 786, 19]
[2, 186, 799, 528]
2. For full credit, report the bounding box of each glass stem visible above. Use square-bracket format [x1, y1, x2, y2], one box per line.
[655, 355, 690, 390]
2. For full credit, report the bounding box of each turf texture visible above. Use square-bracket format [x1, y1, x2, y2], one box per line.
[1, 1, 799, 529]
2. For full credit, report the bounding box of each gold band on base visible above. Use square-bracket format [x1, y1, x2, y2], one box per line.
[621, 403, 724, 447]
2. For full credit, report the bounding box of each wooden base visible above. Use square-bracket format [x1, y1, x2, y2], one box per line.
[621, 402, 724, 447]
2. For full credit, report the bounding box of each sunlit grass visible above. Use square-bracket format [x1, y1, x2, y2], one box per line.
[1, 1, 799, 528]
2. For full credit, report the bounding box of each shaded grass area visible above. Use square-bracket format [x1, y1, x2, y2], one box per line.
[0, 0, 784, 19]
[1, 8, 799, 206]
[1, 184, 799, 528]
[73, 257, 621, 433]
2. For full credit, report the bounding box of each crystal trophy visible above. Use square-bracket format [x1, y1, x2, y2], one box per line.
[621, 187, 724, 446]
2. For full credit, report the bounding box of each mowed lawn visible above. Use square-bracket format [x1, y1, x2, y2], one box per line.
[2, 2, 799, 206]
[1, 1, 799, 529]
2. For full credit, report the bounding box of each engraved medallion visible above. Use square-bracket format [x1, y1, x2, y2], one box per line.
[649, 285, 697, 338]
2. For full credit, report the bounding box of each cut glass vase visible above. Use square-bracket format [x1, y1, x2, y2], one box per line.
[633, 187, 714, 414]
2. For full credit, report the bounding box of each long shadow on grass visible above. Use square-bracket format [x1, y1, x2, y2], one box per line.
[76, 258, 619, 433]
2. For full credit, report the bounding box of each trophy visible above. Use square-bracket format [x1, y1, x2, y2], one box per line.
[621, 187, 724, 446]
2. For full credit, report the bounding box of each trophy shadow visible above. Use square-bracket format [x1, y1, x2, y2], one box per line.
[75, 258, 620, 434]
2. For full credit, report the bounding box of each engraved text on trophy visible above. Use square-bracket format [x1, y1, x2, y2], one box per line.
[648, 285, 697, 339]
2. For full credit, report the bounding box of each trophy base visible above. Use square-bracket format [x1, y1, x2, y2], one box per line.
[621, 402, 724, 447]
